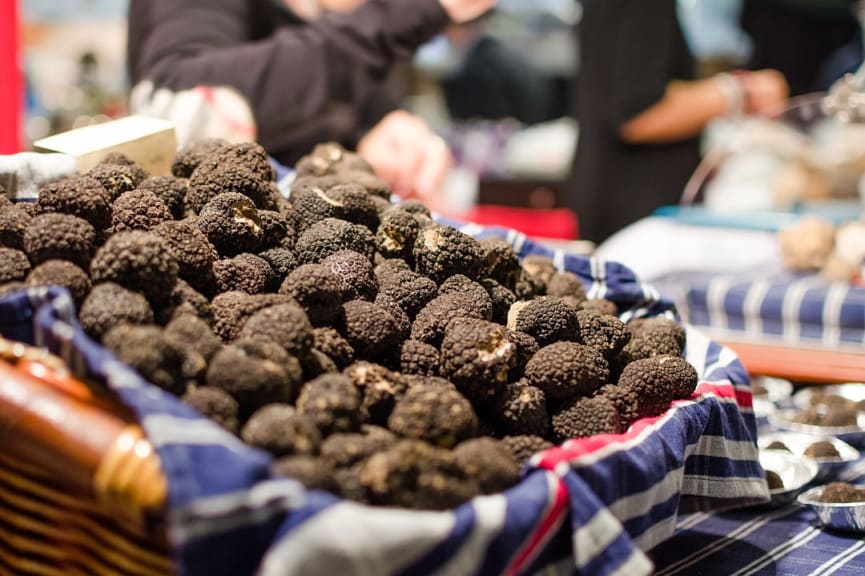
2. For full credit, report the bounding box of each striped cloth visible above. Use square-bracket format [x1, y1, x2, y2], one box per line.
[663, 270, 865, 349]
[0, 223, 769, 576]
[651, 442, 865, 575]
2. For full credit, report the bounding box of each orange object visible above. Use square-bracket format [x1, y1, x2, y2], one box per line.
[0, 0, 21, 153]
[462, 205, 580, 240]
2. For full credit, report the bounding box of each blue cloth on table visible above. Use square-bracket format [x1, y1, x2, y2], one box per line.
[0, 224, 768, 576]
[666, 270, 865, 349]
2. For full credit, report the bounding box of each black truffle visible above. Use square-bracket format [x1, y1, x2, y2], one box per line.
[546, 271, 587, 309]
[321, 250, 378, 302]
[338, 300, 402, 360]
[376, 264, 437, 318]
[36, 175, 112, 231]
[551, 396, 621, 442]
[26, 259, 91, 306]
[575, 309, 630, 360]
[278, 263, 343, 325]
[501, 435, 554, 465]
[181, 386, 240, 434]
[137, 175, 187, 219]
[511, 297, 579, 347]
[412, 224, 485, 284]
[0, 248, 31, 283]
[153, 218, 218, 293]
[320, 425, 396, 468]
[238, 302, 313, 358]
[172, 138, 227, 178]
[453, 437, 521, 494]
[294, 217, 376, 264]
[213, 253, 276, 295]
[524, 341, 609, 400]
[272, 455, 339, 493]
[257, 247, 298, 281]
[310, 327, 354, 370]
[111, 189, 172, 232]
[156, 278, 214, 326]
[410, 292, 488, 347]
[481, 278, 517, 325]
[343, 361, 407, 425]
[78, 282, 155, 341]
[439, 318, 516, 406]
[0, 205, 31, 250]
[495, 382, 549, 437]
[197, 192, 264, 256]
[90, 230, 178, 306]
[23, 212, 95, 269]
[241, 404, 322, 456]
[479, 237, 521, 290]
[102, 324, 186, 395]
[211, 291, 293, 341]
[399, 339, 440, 376]
[437, 274, 493, 320]
[376, 209, 421, 261]
[388, 384, 478, 448]
[296, 373, 364, 435]
[86, 163, 146, 201]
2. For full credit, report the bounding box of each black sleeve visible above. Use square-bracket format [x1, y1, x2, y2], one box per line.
[129, 0, 447, 156]
[585, 0, 679, 131]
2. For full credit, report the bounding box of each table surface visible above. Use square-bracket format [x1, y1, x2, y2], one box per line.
[651, 445, 865, 575]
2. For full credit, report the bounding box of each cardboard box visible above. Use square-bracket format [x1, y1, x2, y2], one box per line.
[34, 116, 177, 175]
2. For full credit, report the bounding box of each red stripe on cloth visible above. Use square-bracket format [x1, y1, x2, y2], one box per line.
[535, 380, 746, 467]
[505, 473, 570, 576]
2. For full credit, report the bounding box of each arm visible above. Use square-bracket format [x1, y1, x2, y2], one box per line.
[130, 0, 450, 154]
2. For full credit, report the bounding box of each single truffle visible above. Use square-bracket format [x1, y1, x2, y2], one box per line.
[412, 224, 485, 284]
[616, 355, 695, 418]
[211, 291, 293, 341]
[399, 339, 440, 376]
[479, 237, 521, 290]
[511, 297, 579, 347]
[546, 271, 587, 309]
[481, 278, 517, 325]
[23, 212, 95, 269]
[321, 250, 378, 302]
[213, 253, 276, 294]
[575, 309, 630, 360]
[439, 318, 516, 406]
[278, 263, 343, 325]
[111, 189, 173, 232]
[272, 455, 339, 493]
[172, 138, 227, 178]
[388, 384, 478, 448]
[619, 316, 686, 365]
[0, 205, 31, 250]
[819, 482, 865, 503]
[410, 292, 488, 347]
[0, 248, 31, 283]
[376, 209, 421, 261]
[551, 396, 621, 442]
[90, 230, 178, 306]
[501, 435, 554, 465]
[376, 264, 437, 318]
[256, 210, 289, 250]
[103, 324, 186, 395]
[164, 314, 223, 362]
[581, 298, 619, 317]
[36, 175, 112, 231]
[294, 217, 376, 264]
[26, 259, 91, 306]
[257, 247, 298, 281]
[294, 142, 372, 177]
[181, 387, 240, 434]
[495, 382, 549, 437]
[454, 437, 521, 494]
[437, 274, 493, 320]
[296, 373, 364, 435]
[373, 292, 411, 342]
[79, 282, 155, 341]
[320, 425, 397, 468]
[521, 255, 557, 287]
[207, 338, 304, 417]
[86, 163, 146, 201]
[197, 192, 264, 256]
[595, 383, 640, 427]
[765, 470, 784, 491]
[238, 302, 313, 357]
[153, 218, 218, 293]
[338, 300, 402, 361]
[241, 404, 322, 456]
[343, 361, 408, 425]
[137, 175, 188, 220]
[524, 341, 609, 400]
[188, 153, 274, 212]
[310, 327, 354, 370]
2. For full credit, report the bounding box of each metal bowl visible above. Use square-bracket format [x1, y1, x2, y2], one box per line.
[759, 449, 820, 507]
[798, 484, 865, 533]
[759, 431, 860, 481]
[768, 408, 865, 448]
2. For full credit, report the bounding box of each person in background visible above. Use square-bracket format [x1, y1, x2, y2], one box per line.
[570, 0, 788, 244]
[127, 0, 495, 199]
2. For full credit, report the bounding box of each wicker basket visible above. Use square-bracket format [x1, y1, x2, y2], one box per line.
[0, 340, 172, 576]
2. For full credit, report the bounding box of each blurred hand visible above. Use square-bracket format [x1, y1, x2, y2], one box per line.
[358, 110, 452, 204]
[438, 0, 496, 23]
[742, 69, 789, 117]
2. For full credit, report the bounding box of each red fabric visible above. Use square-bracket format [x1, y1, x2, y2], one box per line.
[462, 205, 580, 240]
[0, 0, 21, 153]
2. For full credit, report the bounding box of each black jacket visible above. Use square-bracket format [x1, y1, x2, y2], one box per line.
[128, 0, 448, 164]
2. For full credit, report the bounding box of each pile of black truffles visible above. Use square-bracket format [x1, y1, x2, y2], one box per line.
[0, 141, 699, 510]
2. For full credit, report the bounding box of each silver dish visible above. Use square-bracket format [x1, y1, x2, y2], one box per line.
[798, 484, 865, 533]
[768, 408, 865, 448]
[793, 383, 865, 410]
[751, 376, 794, 405]
[759, 431, 860, 481]
[759, 449, 819, 507]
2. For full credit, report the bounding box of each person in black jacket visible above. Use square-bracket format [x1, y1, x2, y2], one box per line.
[128, 0, 495, 199]
[570, 0, 788, 244]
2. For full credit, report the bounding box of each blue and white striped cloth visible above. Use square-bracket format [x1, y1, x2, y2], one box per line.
[664, 270, 865, 349]
[0, 224, 769, 576]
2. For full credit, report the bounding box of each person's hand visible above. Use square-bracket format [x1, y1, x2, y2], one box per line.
[357, 110, 452, 205]
[438, 0, 496, 23]
[741, 69, 789, 117]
